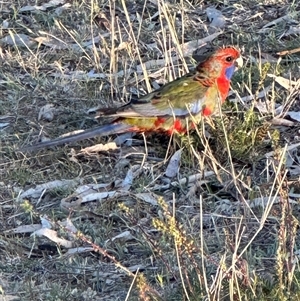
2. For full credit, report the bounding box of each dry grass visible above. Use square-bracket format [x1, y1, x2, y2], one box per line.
[1, 0, 300, 300]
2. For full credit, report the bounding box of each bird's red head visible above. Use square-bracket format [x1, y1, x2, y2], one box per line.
[212, 46, 241, 65]
[198, 46, 242, 81]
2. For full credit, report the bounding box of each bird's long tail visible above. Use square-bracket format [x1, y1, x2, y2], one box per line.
[20, 122, 133, 152]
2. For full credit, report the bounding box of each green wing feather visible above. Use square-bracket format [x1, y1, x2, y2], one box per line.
[109, 71, 210, 118]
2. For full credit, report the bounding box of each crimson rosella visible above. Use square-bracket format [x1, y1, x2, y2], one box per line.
[22, 46, 242, 152]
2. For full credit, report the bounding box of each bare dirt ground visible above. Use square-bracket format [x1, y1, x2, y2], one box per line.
[1, 0, 300, 300]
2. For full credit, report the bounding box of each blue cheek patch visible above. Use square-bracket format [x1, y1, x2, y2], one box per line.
[225, 65, 235, 80]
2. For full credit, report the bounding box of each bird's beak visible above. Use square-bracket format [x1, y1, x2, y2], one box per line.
[235, 56, 243, 69]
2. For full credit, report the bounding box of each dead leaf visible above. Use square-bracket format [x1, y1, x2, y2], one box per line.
[50, 70, 107, 80]
[1, 33, 36, 48]
[38, 103, 55, 121]
[66, 246, 94, 255]
[34, 34, 105, 51]
[258, 12, 298, 33]
[127, 264, 148, 272]
[206, 7, 226, 29]
[0, 115, 15, 128]
[61, 190, 129, 209]
[240, 86, 272, 103]
[54, 3, 71, 15]
[287, 111, 300, 122]
[135, 193, 158, 206]
[105, 230, 134, 244]
[2, 20, 9, 29]
[5, 224, 42, 234]
[248, 196, 297, 208]
[152, 172, 214, 191]
[19, 0, 66, 12]
[271, 118, 295, 126]
[32, 228, 73, 248]
[277, 47, 300, 56]
[40, 216, 53, 229]
[79, 142, 118, 154]
[0, 295, 20, 301]
[265, 142, 300, 158]
[288, 166, 300, 176]
[59, 218, 78, 239]
[114, 132, 134, 146]
[115, 41, 131, 51]
[268, 74, 299, 90]
[61, 183, 112, 209]
[120, 165, 141, 190]
[167, 32, 222, 57]
[34, 36, 69, 50]
[19, 179, 79, 199]
[165, 149, 182, 178]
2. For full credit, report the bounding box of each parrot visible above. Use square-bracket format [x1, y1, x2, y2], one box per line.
[21, 46, 242, 152]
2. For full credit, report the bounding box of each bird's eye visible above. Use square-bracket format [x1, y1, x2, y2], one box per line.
[226, 56, 233, 62]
